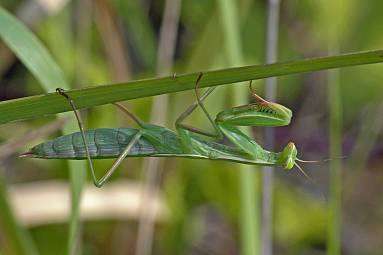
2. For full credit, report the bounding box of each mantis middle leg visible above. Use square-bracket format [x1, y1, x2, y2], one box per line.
[175, 73, 223, 140]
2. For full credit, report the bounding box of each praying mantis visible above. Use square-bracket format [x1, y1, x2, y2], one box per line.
[21, 73, 311, 187]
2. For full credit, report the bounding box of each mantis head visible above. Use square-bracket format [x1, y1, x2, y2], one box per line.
[277, 142, 297, 170]
[277, 142, 313, 180]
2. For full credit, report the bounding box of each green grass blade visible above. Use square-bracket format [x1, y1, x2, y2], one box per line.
[0, 6, 67, 90]
[0, 6, 86, 255]
[0, 49, 382, 125]
[217, 0, 260, 254]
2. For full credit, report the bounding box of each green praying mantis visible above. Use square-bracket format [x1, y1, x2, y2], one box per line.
[21, 73, 314, 187]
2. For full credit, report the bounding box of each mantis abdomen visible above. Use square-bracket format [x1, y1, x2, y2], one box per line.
[26, 128, 158, 159]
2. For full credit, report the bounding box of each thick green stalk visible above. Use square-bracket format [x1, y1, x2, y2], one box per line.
[217, 0, 260, 254]
[0, 175, 39, 255]
[327, 33, 343, 255]
[324, 1, 347, 253]
[327, 68, 342, 255]
[0, 49, 383, 125]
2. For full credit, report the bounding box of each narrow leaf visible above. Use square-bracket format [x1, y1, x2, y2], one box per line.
[0, 49, 382, 125]
[0, 6, 85, 255]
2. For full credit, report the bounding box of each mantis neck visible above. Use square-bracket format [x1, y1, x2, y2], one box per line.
[254, 148, 280, 165]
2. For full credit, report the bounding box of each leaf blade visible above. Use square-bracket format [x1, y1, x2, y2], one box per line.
[0, 49, 382, 124]
[0, 6, 85, 255]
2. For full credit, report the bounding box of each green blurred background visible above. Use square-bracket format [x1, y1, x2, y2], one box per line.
[0, 0, 383, 254]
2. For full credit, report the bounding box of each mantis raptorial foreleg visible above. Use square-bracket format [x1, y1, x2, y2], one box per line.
[56, 89, 143, 188]
[249, 80, 269, 103]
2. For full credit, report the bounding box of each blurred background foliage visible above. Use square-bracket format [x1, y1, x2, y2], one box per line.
[0, 0, 383, 255]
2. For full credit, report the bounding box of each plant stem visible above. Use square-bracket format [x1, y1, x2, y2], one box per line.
[218, 0, 260, 254]
[325, 1, 344, 253]
[1, 49, 382, 125]
[0, 174, 39, 255]
[327, 66, 342, 255]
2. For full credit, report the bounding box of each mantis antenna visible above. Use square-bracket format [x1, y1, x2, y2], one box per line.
[296, 156, 347, 163]
[294, 162, 326, 201]
[294, 162, 313, 182]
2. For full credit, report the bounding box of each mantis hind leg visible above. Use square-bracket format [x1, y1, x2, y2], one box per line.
[175, 73, 223, 139]
[56, 88, 143, 188]
[113, 102, 146, 128]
